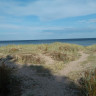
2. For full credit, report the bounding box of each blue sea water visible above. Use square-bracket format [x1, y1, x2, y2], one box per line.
[0, 38, 96, 46]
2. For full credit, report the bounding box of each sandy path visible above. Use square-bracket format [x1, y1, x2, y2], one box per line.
[59, 52, 89, 76]
[16, 67, 79, 96]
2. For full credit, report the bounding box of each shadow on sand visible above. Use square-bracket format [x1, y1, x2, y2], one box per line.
[0, 55, 82, 96]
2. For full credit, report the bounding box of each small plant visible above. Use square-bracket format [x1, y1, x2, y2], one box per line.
[79, 68, 96, 96]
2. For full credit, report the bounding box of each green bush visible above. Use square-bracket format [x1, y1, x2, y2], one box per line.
[79, 68, 96, 96]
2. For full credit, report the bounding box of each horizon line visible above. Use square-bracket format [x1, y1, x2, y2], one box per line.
[0, 37, 96, 42]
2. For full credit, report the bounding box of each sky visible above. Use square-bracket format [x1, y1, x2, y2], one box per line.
[0, 0, 96, 40]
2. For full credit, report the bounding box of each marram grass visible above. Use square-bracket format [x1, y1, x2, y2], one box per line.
[79, 68, 96, 96]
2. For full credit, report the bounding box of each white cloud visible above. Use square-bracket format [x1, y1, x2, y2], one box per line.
[89, 19, 96, 23]
[0, 24, 65, 35]
[0, 0, 96, 21]
[79, 18, 96, 23]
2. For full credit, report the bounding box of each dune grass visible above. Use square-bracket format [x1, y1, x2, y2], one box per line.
[79, 68, 96, 96]
[0, 43, 96, 96]
[0, 43, 95, 73]
[0, 42, 85, 73]
[0, 42, 84, 62]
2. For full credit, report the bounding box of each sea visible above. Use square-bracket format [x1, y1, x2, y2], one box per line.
[0, 38, 96, 46]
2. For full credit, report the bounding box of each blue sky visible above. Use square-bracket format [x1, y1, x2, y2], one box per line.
[0, 0, 96, 40]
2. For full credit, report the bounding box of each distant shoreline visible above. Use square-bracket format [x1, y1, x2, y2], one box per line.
[0, 38, 96, 46]
[0, 38, 96, 42]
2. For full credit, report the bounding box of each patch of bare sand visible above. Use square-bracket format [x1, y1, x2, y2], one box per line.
[38, 53, 55, 65]
[58, 52, 89, 77]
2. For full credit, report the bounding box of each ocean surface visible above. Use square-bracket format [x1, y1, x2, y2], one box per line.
[0, 38, 96, 46]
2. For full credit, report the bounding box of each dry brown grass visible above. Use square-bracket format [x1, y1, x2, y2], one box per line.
[79, 68, 96, 96]
[15, 53, 45, 64]
[9, 48, 19, 53]
[49, 51, 78, 63]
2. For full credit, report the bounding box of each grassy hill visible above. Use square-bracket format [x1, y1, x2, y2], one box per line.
[0, 43, 96, 96]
